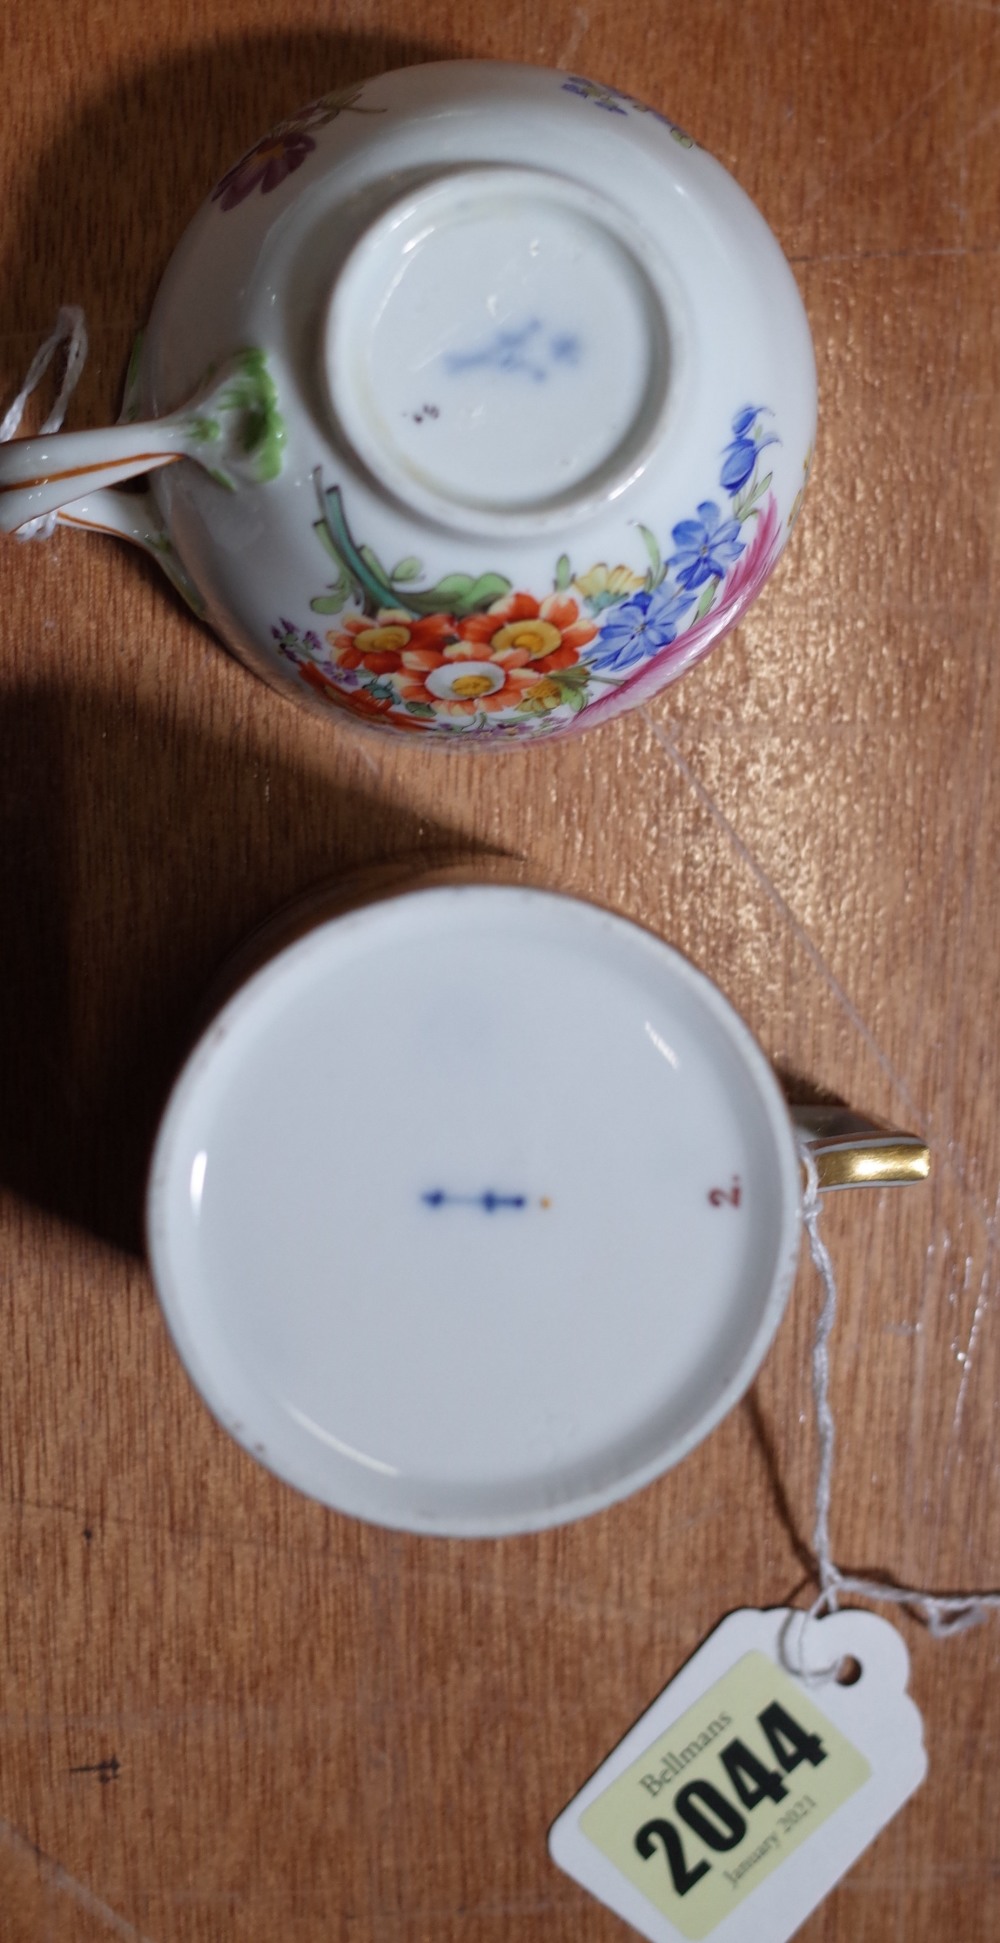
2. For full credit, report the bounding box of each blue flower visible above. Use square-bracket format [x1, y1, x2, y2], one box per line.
[720, 438, 758, 493]
[732, 405, 765, 438]
[720, 407, 779, 493]
[584, 582, 696, 674]
[667, 501, 745, 590]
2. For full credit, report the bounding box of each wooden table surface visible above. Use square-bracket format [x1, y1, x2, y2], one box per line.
[1, 3, 998, 1938]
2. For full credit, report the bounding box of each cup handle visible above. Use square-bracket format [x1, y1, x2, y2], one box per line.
[55, 483, 206, 617]
[0, 419, 184, 532]
[790, 1104, 930, 1191]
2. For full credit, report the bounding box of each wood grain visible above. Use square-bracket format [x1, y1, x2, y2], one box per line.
[0, 2, 997, 1938]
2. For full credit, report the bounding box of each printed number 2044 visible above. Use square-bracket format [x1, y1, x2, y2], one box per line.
[635, 1700, 827, 1898]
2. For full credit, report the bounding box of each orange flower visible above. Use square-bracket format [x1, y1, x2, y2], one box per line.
[297, 660, 341, 702]
[294, 660, 431, 729]
[457, 591, 597, 672]
[328, 610, 458, 675]
[333, 685, 432, 731]
[392, 641, 549, 718]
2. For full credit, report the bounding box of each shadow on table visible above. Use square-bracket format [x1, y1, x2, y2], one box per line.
[0, 31, 501, 1259]
[0, 682, 479, 1260]
[0, 26, 457, 343]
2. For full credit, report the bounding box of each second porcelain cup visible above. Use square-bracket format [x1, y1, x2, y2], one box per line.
[146, 879, 926, 1534]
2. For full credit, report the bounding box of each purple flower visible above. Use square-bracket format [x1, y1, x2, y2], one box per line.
[212, 129, 316, 211]
[272, 619, 302, 658]
[584, 583, 696, 674]
[667, 501, 745, 590]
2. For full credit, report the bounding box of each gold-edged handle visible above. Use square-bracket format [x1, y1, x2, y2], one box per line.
[791, 1105, 930, 1191]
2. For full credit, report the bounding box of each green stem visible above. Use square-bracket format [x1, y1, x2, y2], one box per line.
[315, 476, 417, 617]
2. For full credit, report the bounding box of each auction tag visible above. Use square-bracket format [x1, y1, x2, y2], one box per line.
[549, 1607, 926, 1943]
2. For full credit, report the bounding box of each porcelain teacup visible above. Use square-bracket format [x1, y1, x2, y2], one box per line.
[146, 876, 926, 1534]
[0, 62, 816, 745]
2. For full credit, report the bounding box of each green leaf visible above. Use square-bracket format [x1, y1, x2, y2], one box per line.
[420, 572, 475, 602]
[414, 570, 511, 617]
[560, 683, 589, 713]
[731, 484, 754, 522]
[359, 543, 392, 583]
[637, 524, 663, 585]
[313, 517, 344, 565]
[748, 471, 773, 516]
[404, 701, 437, 719]
[310, 595, 346, 614]
[554, 553, 572, 591]
[390, 556, 423, 582]
[552, 664, 592, 689]
[454, 572, 511, 614]
[732, 471, 772, 523]
[694, 577, 719, 622]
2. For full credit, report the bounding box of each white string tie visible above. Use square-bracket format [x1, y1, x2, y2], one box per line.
[788, 1133, 1000, 1682]
[0, 306, 89, 539]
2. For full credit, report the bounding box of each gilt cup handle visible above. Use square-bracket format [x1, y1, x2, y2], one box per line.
[791, 1104, 930, 1191]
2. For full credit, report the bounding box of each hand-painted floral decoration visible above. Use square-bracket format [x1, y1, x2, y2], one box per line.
[720, 405, 780, 493]
[560, 76, 696, 145]
[667, 502, 747, 590]
[212, 88, 383, 212]
[273, 405, 790, 739]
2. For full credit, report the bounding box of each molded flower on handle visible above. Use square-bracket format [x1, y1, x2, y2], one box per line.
[583, 582, 696, 674]
[667, 501, 745, 590]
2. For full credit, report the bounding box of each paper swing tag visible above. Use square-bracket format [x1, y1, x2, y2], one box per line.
[549, 1607, 926, 1943]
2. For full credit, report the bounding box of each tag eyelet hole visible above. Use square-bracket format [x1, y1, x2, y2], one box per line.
[835, 1654, 862, 1685]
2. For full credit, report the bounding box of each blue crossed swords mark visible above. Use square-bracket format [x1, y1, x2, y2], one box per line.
[422, 1190, 550, 1212]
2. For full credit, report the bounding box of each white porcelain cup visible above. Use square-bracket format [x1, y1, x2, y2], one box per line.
[0, 62, 817, 746]
[146, 878, 927, 1534]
